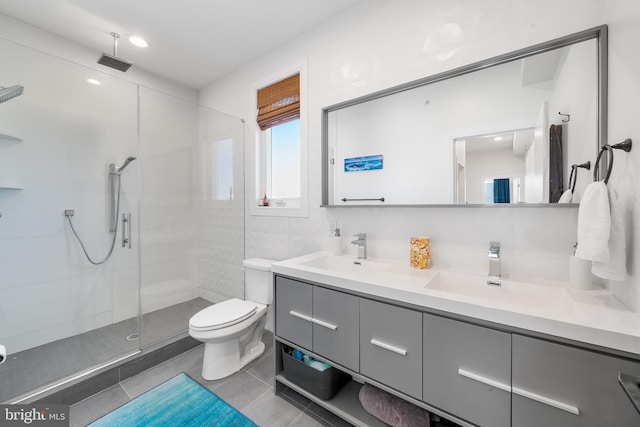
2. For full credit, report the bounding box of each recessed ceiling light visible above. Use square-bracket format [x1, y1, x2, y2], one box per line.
[494, 137, 503, 141]
[129, 36, 148, 48]
[87, 78, 102, 85]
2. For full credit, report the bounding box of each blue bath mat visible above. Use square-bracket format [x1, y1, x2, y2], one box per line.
[89, 372, 257, 427]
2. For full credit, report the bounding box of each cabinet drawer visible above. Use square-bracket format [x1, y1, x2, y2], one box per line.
[423, 313, 511, 427]
[512, 334, 640, 427]
[360, 299, 422, 399]
[275, 276, 312, 350]
[313, 286, 359, 371]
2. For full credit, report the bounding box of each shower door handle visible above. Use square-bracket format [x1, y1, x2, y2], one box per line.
[122, 213, 131, 248]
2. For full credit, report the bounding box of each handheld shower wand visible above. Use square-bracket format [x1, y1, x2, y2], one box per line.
[67, 157, 137, 265]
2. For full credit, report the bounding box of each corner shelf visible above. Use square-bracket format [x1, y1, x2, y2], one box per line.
[0, 133, 22, 143]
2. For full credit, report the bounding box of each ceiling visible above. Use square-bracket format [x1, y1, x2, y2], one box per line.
[0, 0, 362, 89]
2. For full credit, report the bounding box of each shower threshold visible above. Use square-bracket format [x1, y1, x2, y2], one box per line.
[0, 297, 211, 404]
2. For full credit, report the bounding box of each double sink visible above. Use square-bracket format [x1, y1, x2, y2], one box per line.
[272, 251, 640, 355]
[297, 253, 571, 315]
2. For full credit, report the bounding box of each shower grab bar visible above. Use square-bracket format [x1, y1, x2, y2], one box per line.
[122, 213, 131, 248]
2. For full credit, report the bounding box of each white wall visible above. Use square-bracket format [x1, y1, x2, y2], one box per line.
[602, 0, 640, 312]
[200, 0, 636, 311]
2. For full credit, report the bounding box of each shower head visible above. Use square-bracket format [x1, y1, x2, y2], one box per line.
[117, 156, 136, 173]
[0, 85, 24, 104]
[97, 32, 132, 72]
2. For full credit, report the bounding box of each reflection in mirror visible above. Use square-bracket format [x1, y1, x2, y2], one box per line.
[322, 26, 607, 206]
[455, 129, 537, 204]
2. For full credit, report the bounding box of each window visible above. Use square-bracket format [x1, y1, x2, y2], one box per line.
[212, 138, 233, 200]
[253, 68, 307, 217]
[269, 119, 300, 199]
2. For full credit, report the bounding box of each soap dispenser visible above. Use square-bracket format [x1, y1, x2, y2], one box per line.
[330, 226, 342, 255]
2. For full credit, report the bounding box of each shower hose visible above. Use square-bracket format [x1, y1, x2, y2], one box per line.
[67, 175, 122, 265]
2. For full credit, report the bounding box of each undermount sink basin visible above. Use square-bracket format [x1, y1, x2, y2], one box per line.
[424, 271, 571, 313]
[300, 255, 393, 275]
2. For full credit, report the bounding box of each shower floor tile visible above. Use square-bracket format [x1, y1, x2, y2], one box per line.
[0, 297, 211, 403]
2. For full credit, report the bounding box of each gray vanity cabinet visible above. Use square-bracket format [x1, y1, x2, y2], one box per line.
[423, 313, 511, 427]
[360, 299, 423, 399]
[512, 334, 640, 427]
[312, 286, 360, 371]
[275, 276, 359, 371]
[275, 276, 313, 350]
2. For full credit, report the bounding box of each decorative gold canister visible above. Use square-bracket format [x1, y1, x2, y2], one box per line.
[410, 237, 431, 269]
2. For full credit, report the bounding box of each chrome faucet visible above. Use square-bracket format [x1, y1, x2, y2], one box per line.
[351, 233, 367, 259]
[488, 241, 501, 286]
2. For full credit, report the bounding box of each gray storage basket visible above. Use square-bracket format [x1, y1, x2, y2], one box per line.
[281, 346, 349, 400]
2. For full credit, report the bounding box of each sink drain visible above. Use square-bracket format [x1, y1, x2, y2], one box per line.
[126, 333, 139, 341]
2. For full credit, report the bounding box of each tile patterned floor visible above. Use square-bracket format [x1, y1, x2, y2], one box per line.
[0, 298, 211, 403]
[69, 332, 354, 427]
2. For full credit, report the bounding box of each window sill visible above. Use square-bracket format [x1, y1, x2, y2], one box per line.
[250, 201, 308, 218]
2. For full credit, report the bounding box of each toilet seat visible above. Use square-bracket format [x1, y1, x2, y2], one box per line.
[189, 298, 258, 332]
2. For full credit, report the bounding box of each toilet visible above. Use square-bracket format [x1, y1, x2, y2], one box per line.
[189, 258, 275, 380]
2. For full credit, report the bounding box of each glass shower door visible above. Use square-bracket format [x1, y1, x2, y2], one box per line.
[0, 37, 141, 403]
[138, 88, 245, 349]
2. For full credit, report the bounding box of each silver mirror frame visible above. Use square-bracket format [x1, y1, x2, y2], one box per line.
[321, 25, 608, 207]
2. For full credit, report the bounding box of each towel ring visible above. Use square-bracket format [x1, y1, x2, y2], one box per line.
[569, 161, 591, 193]
[593, 139, 633, 184]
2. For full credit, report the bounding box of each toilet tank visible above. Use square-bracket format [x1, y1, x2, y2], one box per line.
[243, 258, 275, 305]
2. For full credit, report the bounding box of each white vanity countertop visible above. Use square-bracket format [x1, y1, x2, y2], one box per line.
[272, 251, 640, 356]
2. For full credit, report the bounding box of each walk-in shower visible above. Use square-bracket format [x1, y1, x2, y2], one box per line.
[0, 36, 244, 405]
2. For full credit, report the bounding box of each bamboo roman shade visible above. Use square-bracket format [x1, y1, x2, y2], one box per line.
[256, 73, 300, 130]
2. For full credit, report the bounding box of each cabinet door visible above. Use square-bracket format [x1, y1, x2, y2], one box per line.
[360, 299, 422, 399]
[512, 334, 640, 427]
[275, 276, 312, 350]
[423, 313, 511, 427]
[312, 286, 359, 371]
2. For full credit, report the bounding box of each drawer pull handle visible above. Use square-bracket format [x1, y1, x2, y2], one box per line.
[370, 339, 407, 356]
[311, 318, 338, 331]
[288, 311, 338, 331]
[289, 310, 313, 323]
[457, 368, 512, 393]
[512, 386, 580, 415]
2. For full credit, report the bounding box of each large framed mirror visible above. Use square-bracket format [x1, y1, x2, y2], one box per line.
[322, 26, 607, 206]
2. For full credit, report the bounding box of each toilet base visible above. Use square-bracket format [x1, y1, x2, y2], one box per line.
[199, 315, 267, 381]
[202, 340, 265, 380]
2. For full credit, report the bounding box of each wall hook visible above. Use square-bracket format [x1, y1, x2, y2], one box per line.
[558, 112, 570, 122]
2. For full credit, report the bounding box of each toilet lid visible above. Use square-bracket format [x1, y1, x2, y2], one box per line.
[189, 299, 258, 331]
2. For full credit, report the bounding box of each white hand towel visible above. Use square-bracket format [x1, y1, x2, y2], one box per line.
[558, 189, 573, 203]
[574, 181, 610, 263]
[592, 185, 629, 281]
